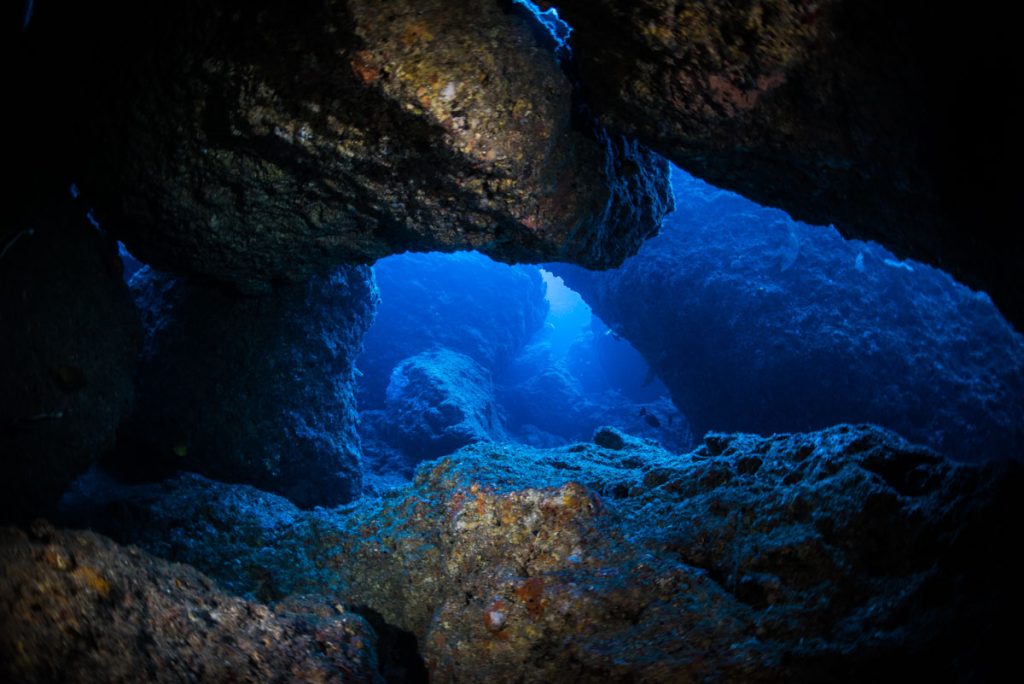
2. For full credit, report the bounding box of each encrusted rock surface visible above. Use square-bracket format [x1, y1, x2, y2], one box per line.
[108, 264, 378, 508]
[550, 0, 1023, 329]
[77, 425, 1019, 682]
[33, 0, 670, 292]
[358, 252, 549, 406]
[553, 172, 1024, 462]
[0, 521, 380, 683]
[0, 198, 141, 523]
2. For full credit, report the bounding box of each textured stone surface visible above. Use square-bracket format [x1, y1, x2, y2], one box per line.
[78, 426, 1019, 682]
[34, 0, 670, 292]
[371, 349, 507, 465]
[108, 265, 378, 508]
[358, 252, 548, 407]
[0, 521, 380, 683]
[550, 0, 1023, 329]
[0, 198, 141, 523]
[553, 172, 1024, 462]
[60, 470, 346, 604]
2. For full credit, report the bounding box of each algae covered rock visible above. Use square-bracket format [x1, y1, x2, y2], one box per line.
[0, 198, 140, 523]
[109, 264, 378, 508]
[39, 0, 671, 293]
[78, 424, 1019, 682]
[330, 425, 1017, 682]
[59, 470, 345, 604]
[0, 521, 380, 683]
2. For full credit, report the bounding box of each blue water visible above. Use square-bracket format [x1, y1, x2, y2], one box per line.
[357, 165, 1024, 478]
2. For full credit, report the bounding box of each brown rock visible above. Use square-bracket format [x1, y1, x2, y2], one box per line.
[67, 425, 1019, 681]
[27, 0, 670, 293]
[0, 522, 381, 683]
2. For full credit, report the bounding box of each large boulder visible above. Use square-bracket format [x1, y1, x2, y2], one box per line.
[549, 0, 1023, 329]
[371, 349, 507, 465]
[358, 252, 549, 407]
[0, 198, 140, 523]
[74, 426, 1019, 682]
[552, 171, 1024, 463]
[23, 0, 671, 293]
[109, 265, 378, 508]
[0, 521, 380, 683]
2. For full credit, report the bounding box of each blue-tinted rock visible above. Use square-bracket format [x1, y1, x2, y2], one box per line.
[59, 470, 342, 603]
[108, 265, 378, 508]
[76, 425, 1018, 682]
[553, 172, 1024, 463]
[370, 349, 506, 465]
[0, 199, 141, 523]
[358, 252, 548, 407]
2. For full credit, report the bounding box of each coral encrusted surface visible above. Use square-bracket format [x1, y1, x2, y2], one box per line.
[67, 425, 1019, 682]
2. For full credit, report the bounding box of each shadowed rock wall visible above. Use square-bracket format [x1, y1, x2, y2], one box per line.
[549, 0, 1024, 328]
[108, 265, 378, 508]
[553, 171, 1024, 463]
[0, 199, 141, 523]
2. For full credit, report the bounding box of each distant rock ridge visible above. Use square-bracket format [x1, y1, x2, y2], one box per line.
[552, 171, 1024, 463]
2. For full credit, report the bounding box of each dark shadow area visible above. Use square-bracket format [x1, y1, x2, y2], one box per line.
[353, 606, 429, 684]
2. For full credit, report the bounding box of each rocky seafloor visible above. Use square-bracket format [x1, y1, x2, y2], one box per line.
[5, 0, 1022, 680]
[5, 424, 1009, 682]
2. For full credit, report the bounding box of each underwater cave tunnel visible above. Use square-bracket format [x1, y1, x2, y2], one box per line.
[3, 0, 1023, 682]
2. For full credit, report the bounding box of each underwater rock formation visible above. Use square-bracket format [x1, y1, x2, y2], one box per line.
[59, 470, 345, 604]
[553, 172, 1024, 463]
[498, 355, 690, 450]
[76, 426, 1019, 682]
[0, 521, 380, 683]
[0, 199, 141, 524]
[497, 323, 692, 450]
[550, 0, 1023, 329]
[109, 265, 378, 508]
[32, 0, 671, 292]
[370, 349, 507, 466]
[358, 252, 549, 406]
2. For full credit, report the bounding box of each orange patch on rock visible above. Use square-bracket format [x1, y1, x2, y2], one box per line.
[350, 51, 379, 85]
[515, 577, 545, 617]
